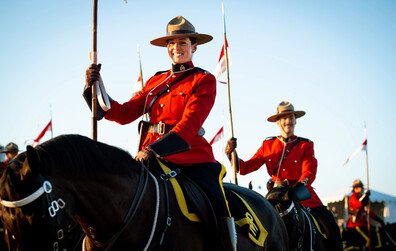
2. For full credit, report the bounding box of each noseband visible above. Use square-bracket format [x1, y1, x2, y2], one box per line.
[0, 174, 79, 251]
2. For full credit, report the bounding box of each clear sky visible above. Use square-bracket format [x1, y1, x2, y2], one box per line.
[1, 0, 395, 199]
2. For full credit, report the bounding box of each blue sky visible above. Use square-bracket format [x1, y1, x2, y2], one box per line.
[1, 0, 395, 199]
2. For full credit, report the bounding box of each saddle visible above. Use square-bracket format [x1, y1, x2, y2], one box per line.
[156, 160, 267, 247]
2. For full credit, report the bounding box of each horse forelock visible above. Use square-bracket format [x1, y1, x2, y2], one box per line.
[34, 134, 138, 177]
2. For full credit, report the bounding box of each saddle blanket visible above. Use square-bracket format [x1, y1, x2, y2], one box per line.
[157, 160, 267, 247]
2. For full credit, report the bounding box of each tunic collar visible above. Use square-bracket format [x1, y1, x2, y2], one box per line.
[172, 61, 194, 72]
[279, 135, 296, 143]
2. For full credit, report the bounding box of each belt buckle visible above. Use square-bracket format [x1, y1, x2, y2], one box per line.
[158, 121, 165, 136]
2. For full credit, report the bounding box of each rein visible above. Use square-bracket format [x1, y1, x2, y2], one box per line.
[273, 190, 314, 251]
[84, 160, 165, 251]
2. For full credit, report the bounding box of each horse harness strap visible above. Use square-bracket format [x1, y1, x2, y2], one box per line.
[100, 162, 150, 251]
[272, 137, 301, 176]
[158, 167, 181, 245]
[147, 68, 197, 114]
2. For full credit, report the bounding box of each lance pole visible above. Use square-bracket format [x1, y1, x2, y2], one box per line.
[364, 124, 371, 250]
[137, 44, 147, 121]
[90, 0, 98, 141]
[49, 104, 53, 139]
[136, 44, 148, 154]
[222, 2, 239, 185]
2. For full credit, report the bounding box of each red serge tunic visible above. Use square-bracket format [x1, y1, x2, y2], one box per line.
[239, 135, 323, 208]
[346, 192, 377, 228]
[104, 61, 217, 165]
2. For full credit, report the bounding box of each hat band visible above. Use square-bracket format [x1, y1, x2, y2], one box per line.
[167, 30, 197, 36]
[277, 109, 294, 114]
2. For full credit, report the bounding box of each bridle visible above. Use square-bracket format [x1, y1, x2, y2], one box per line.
[0, 173, 81, 251]
[0, 159, 172, 251]
[274, 192, 315, 251]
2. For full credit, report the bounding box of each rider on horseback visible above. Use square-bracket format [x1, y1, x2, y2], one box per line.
[84, 16, 236, 251]
[225, 101, 343, 250]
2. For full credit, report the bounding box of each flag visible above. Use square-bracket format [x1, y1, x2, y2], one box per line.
[131, 75, 143, 97]
[213, 39, 231, 83]
[209, 126, 224, 145]
[32, 120, 52, 146]
[343, 139, 367, 166]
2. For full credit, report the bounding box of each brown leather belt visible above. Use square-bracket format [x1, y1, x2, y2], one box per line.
[148, 121, 205, 136]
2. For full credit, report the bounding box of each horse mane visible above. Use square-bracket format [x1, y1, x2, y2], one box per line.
[34, 134, 138, 177]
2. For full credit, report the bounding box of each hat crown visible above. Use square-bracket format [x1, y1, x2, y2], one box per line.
[276, 101, 295, 114]
[5, 142, 18, 152]
[166, 16, 196, 35]
[353, 179, 364, 188]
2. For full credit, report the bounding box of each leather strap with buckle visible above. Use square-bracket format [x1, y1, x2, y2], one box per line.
[148, 122, 174, 136]
[148, 122, 205, 136]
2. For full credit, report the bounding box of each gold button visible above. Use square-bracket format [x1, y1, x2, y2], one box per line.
[149, 92, 153, 95]
[283, 169, 285, 171]
[294, 160, 297, 163]
[179, 92, 183, 95]
[160, 104, 164, 107]
[172, 74, 176, 78]
[268, 159, 271, 162]
[167, 89, 170, 92]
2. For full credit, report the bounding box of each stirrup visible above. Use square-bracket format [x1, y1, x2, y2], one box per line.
[221, 217, 237, 251]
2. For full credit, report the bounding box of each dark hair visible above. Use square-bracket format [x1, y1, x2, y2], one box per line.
[189, 37, 197, 44]
[166, 37, 197, 45]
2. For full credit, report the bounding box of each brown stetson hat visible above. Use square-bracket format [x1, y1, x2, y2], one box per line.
[150, 16, 213, 47]
[267, 101, 306, 122]
[0, 142, 19, 153]
[352, 179, 364, 188]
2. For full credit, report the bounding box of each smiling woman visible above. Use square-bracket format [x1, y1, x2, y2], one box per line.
[83, 15, 239, 250]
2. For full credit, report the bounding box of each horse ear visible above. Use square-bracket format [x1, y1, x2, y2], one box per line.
[26, 145, 40, 175]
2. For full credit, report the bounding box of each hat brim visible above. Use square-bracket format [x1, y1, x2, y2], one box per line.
[150, 33, 213, 47]
[267, 111, 305, 122]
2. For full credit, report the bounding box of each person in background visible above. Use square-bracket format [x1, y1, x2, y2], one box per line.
[0, 145, 6, 168]
[0, 142, 19, 165]
[84, 16, 236, 251]
[225, 101, 342, 250]
[347, 179, 384, 228]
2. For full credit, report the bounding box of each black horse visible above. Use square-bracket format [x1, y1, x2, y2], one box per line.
[266, 180, 331, 250]
[342, 223, 396, 250]
[0, 134, 288, 251]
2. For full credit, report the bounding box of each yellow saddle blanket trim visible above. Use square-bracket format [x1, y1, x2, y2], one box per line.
[156, 159, 200, 222]
[232, 191, 268, 247]
[308, 212, 327, 239]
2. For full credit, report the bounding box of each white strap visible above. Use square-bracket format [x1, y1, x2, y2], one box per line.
[0, 181, 52, 208]
[97, 76, 111, 111]
[279, 201, 295, 217]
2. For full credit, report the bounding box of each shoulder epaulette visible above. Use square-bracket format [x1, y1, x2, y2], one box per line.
[297, 137, 311, 142]
[264, 136, 277, 141]
[194, 67, 209, 75]
[154, 70, 168, 76]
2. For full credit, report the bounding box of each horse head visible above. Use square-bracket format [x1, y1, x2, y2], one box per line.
[0, 146, 80, 251]
[266, 180, 304, 250]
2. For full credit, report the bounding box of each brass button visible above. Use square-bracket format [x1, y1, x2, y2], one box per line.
[172, 74, 176, 78]
[149, 92, 153, 95]
[294, 160, 297, 163]
[160, 104, 164, 107]
[283, 169, 285, 171]
[268, 159, 272, 162]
